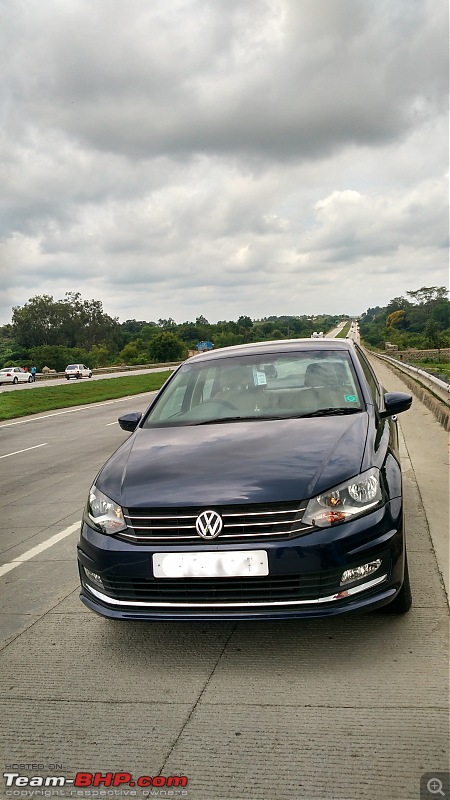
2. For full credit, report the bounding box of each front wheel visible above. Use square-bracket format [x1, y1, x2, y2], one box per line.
[13, 377, 18, 384]
[380, 553, 412, 614]
[28, 375, 33, 383]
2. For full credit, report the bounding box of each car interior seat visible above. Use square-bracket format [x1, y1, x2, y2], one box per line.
[212, 366, 265, 412]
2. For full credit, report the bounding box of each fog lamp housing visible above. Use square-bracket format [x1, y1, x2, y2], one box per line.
[83, 567, 104, 589]
[340, 559, 382, 586]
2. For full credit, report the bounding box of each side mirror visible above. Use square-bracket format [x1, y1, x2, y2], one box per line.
[380, 392, 412, 418]
[118, 412, 142, 432]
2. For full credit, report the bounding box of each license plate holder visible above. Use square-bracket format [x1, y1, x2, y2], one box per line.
[153, 550, 269, 579]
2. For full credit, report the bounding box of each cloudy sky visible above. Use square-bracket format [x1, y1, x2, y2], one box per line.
[1, 0, 448, 326]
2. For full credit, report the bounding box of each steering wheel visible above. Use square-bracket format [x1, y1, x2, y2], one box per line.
[205, 398, 237, 410]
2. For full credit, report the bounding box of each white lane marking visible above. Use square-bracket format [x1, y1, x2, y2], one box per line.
[106, 421, 119, 426]
[0, 443, 48, 459]
[0, 392, 157, 428]
[0, 522, 80, 578]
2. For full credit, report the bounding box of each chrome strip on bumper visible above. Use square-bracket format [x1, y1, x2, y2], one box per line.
[84, 574, 387, 608]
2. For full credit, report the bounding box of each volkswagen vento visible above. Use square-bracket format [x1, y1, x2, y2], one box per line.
[78, 338, 413, 620]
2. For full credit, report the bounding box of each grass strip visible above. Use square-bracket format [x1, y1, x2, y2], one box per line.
[335, 321, 352, 338]
[406, 359, 449, 381]
[0, 372, 172, 422]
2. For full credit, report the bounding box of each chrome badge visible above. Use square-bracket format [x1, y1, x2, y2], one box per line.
[196, 510, 223, 539]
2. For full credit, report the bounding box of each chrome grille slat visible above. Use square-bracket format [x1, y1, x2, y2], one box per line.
[124, 508, 305, 521]
[118, 501, 313, 545]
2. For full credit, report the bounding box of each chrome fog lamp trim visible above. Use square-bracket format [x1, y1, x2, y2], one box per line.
[83, 567, 104, 589]
[85, 574, 388, 608]
[340, 559, 382, 586]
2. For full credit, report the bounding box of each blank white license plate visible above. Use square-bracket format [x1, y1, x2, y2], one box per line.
[153, 550, 269, 579]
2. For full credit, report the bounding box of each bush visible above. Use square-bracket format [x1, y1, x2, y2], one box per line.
[148, 332, 188, 362]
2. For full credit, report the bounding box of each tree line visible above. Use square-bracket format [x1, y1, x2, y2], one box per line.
[0, 293, 344, 371]
[359, 286, 449, 351]
[0, 286, 447, 372]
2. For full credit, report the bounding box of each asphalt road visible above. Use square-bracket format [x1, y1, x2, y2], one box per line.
[0, 365, 448, 800]
[0, 365, 176, 392]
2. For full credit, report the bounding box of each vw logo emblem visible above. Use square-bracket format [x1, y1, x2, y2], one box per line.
[196, 510, 223, 539]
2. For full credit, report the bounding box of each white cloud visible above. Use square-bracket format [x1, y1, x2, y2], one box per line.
[1, 0, 448, 325]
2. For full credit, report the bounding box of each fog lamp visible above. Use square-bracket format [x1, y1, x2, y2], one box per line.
[340, 559, 382, 586]
[83, 567, 104, 588]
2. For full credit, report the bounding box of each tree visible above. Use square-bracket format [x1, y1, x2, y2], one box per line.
[149, 332, 187, 362]
[237, 315, 253, 330]
[157, 318, 177, 330]
[386, 310, 407, 329]
[118, 340, 150, 365]
[424, 319, 446, 349]
[406, 286, 448, 306]
[12, 295, 63, 348]
[12, 293, 120, 350]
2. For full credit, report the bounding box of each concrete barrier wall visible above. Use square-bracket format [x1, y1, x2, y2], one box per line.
[388, 347, 450, 360]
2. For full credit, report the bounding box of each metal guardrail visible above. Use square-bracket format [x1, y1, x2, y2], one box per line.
[374, 353, 449, 402]
[370, 351, 450, 431]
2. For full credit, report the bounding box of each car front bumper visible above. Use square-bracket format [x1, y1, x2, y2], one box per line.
[78, 499, 406, 620]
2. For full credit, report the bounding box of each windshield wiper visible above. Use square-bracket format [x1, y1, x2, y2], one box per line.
[300, 407, 362, 418]
[195, 408, 362, 424]
[195, 416, 254, 425]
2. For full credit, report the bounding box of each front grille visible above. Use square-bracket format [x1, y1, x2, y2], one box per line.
[120, 501, 313, 544]
[102, 570, 343, 604]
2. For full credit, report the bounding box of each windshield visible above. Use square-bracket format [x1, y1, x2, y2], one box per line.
[142, 350, 364, 427]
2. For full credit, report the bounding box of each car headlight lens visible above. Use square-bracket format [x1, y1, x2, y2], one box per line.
[302, 467, 383, 528]
[84, 484, 126, 535]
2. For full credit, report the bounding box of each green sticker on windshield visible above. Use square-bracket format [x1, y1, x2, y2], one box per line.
[345, 394, 357, 402]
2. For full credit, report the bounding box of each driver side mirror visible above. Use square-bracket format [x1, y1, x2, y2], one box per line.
[118, 412, 142, 432]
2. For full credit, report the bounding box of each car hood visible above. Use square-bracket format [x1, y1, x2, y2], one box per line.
[97, 414, 369, 507]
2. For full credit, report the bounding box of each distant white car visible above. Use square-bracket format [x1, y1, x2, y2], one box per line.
[0, 367, 33, 385]
[65, 364, 93, 380]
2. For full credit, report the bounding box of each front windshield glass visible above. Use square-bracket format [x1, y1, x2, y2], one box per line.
[142, 350, 364, 427]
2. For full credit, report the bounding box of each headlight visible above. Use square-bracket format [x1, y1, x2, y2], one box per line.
[302, 467, 383, 528]
[84, 484, 126, 535]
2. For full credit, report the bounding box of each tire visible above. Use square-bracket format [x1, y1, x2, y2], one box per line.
[380, 553, 412, 614]
[13, 377, 18, 384]
[88, 373, 92, 378]
[28, 375, 33, 382]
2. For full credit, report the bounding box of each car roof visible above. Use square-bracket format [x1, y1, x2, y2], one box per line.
[190, 337, 356, 364]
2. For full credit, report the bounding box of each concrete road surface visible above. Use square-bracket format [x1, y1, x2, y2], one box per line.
[0, 365, 448, 800]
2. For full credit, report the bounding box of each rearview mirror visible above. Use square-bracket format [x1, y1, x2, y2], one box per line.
[118, 412, 142, 432]
[380, 392, 412, 418]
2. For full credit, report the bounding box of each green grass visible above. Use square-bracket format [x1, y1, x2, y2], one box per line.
[0, 372, 173, 422]
[335, 321, 352, 338]
[407, 359, 450, 381]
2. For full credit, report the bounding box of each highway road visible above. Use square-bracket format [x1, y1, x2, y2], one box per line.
[0, 365, 176, 392]
[0, 358, 448, 800]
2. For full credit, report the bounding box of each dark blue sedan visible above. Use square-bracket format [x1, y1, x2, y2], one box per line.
[78, 338, 412, 620]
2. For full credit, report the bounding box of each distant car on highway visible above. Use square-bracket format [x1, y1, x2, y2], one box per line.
[0, 367, 33, 385]
[78, 337, 413, 621]
[65, 364, 93, 380]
